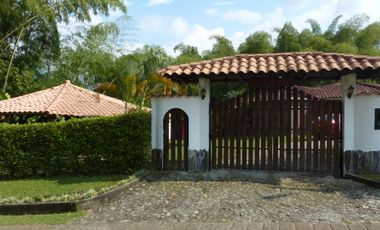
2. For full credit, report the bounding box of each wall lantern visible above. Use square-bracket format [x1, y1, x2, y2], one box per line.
[347, 85, 355, 99]
[200, 88, 206, 100]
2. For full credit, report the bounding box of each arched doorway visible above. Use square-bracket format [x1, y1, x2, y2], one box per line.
[163, 108, 189, 170]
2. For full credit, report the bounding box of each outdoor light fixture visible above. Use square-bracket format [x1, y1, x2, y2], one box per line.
[200, 88, 206, 100]
[347, 85, 355, 99]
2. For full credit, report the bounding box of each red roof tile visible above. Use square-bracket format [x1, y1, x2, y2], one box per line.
[159, 52, 380, 80]
[296, 82, 380, 99]
[0, 80, 137, 117]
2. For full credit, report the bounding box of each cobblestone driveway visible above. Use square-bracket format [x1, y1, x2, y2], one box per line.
[77, 170, 380, 224]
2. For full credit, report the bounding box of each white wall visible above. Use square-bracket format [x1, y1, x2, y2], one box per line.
[353, 95, 380, 151]
[341, 74, 380, 151]
[341, 74, 356, 151]
[151, 78, 210, 151]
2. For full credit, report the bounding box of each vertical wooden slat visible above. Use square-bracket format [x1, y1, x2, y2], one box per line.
[223, 102, 229, 168]
[211, 104, 217, 169]
[306, 95, 313, 172]
[333, 101, 341, 176]
[254, 88, 260, 170]
[230, 98, 236, 168]
[319, 101, 326, 174]
[299, 90, 306, 171]
[260, 88, 267, 170]
[313, 99, 320, 173]
[267, 88, 273, 170]
[236, 95, 242, 168]
[279, 87, 285, 171]
[184, 113, 189, 171]
[293, 88, 299, 171]
[248, 90, 254, 169]
[177, 114, 183, 170]
[326, 101, 333, 173]
[286, 87, 292, 171]
[273, 87, 279, 171]
[217, 104, 223, 168]
[163, 115, 169, 170]
[171, 111, 176, 169]
[242, 93, 248, 169]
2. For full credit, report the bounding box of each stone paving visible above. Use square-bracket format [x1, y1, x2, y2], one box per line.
[77, 170, 380, 224]
[1, 222, 380, 230]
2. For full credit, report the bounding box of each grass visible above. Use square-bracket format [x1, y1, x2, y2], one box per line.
[359, 174, 380, 181]
[0, 172, 143, 204]
[0, 211, 86, 225]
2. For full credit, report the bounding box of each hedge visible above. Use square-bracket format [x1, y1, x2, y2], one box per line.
[0, 112, 151, 178]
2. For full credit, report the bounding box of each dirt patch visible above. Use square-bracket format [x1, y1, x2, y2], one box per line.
[77, 170, 380, 224]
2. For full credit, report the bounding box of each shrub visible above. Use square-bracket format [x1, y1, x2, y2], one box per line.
[0, 112, 151, 178]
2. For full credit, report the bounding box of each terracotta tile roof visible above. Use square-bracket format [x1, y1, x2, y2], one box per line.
[296, 82, 380, 99]
[0, 80, 138, 117]
[159, 52, 380, 80]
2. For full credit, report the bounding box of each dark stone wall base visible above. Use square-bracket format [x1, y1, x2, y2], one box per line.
[344, 150, 380, 174]
[188, 149, 209, 171]
[151, 149, 163, 170]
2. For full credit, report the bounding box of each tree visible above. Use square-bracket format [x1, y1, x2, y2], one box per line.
[238, 31, 274, 54]
[173, 43, 202, 64]
[355, 22, 380, 55]
[203, 35, 236, 59]
[51, 22, 121, 88]
[0, 0, 126, 96]
[275, 22, 301, 52]
[95, 45, 179, 107]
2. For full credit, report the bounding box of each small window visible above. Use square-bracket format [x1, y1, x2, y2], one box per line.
[375, 109, 380, 129]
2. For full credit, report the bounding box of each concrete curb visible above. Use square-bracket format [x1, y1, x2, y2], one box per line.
[0, 171, 150, 215]
[345, 173, 380, 189]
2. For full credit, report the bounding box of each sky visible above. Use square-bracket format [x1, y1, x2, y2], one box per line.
[62, 0, 380, 56]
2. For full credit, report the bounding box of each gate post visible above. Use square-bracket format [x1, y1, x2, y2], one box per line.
[151, 78, 210, 171]
[187, 78, 210, 171]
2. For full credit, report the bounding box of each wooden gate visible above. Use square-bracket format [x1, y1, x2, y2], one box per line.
[210, 86, 342, 176]
[163, 109, 189, 170]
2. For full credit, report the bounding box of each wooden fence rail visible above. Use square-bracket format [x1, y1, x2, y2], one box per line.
[210, 86, 342, 176]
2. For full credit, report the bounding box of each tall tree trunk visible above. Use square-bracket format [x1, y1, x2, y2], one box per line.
[3, 26, 24, 93]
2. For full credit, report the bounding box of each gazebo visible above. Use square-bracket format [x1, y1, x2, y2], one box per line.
[0, 80, 136, 123]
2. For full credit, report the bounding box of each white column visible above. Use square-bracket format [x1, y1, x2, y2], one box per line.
[197, 78, 210, 151]
[341, 74, 356, 151]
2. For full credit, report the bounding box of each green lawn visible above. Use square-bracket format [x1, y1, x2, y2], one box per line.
[0, 173, 140, 204]
[360, 174, 380, 181]
[0, 211, 86, 225]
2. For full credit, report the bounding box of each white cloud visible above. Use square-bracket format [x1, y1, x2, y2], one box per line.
[205, 8, 219, 17]
[169, 17, 189, 37]
[231, 31, 246, 49]
[147, 0, 173, 6]
[183, 25, 225, 52]
[138, 15, 167, 33]
[138, 15, 188, 38]
[222, 10, 262, 24]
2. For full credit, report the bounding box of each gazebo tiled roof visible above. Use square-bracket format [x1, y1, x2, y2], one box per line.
[0, 80, 136, 117]
[296, 82, 380, 99]
[159, 52, 380, 82]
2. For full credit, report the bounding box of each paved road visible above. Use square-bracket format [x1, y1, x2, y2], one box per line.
[0, 222, 379, 230]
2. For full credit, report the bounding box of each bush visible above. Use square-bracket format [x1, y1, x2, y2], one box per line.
[0, 112, 151, 178]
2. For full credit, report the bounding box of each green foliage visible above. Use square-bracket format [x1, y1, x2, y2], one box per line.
[0, 211, 86, 225]
[238, 31, 274, 54]
[0, 0, 127, 96]
[0, 112, 151, 178]
[275, 22, 301, 52]
[0, 173, 141, 204]
[173, 43, 202, 64]
[203, 35, 236, 59]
